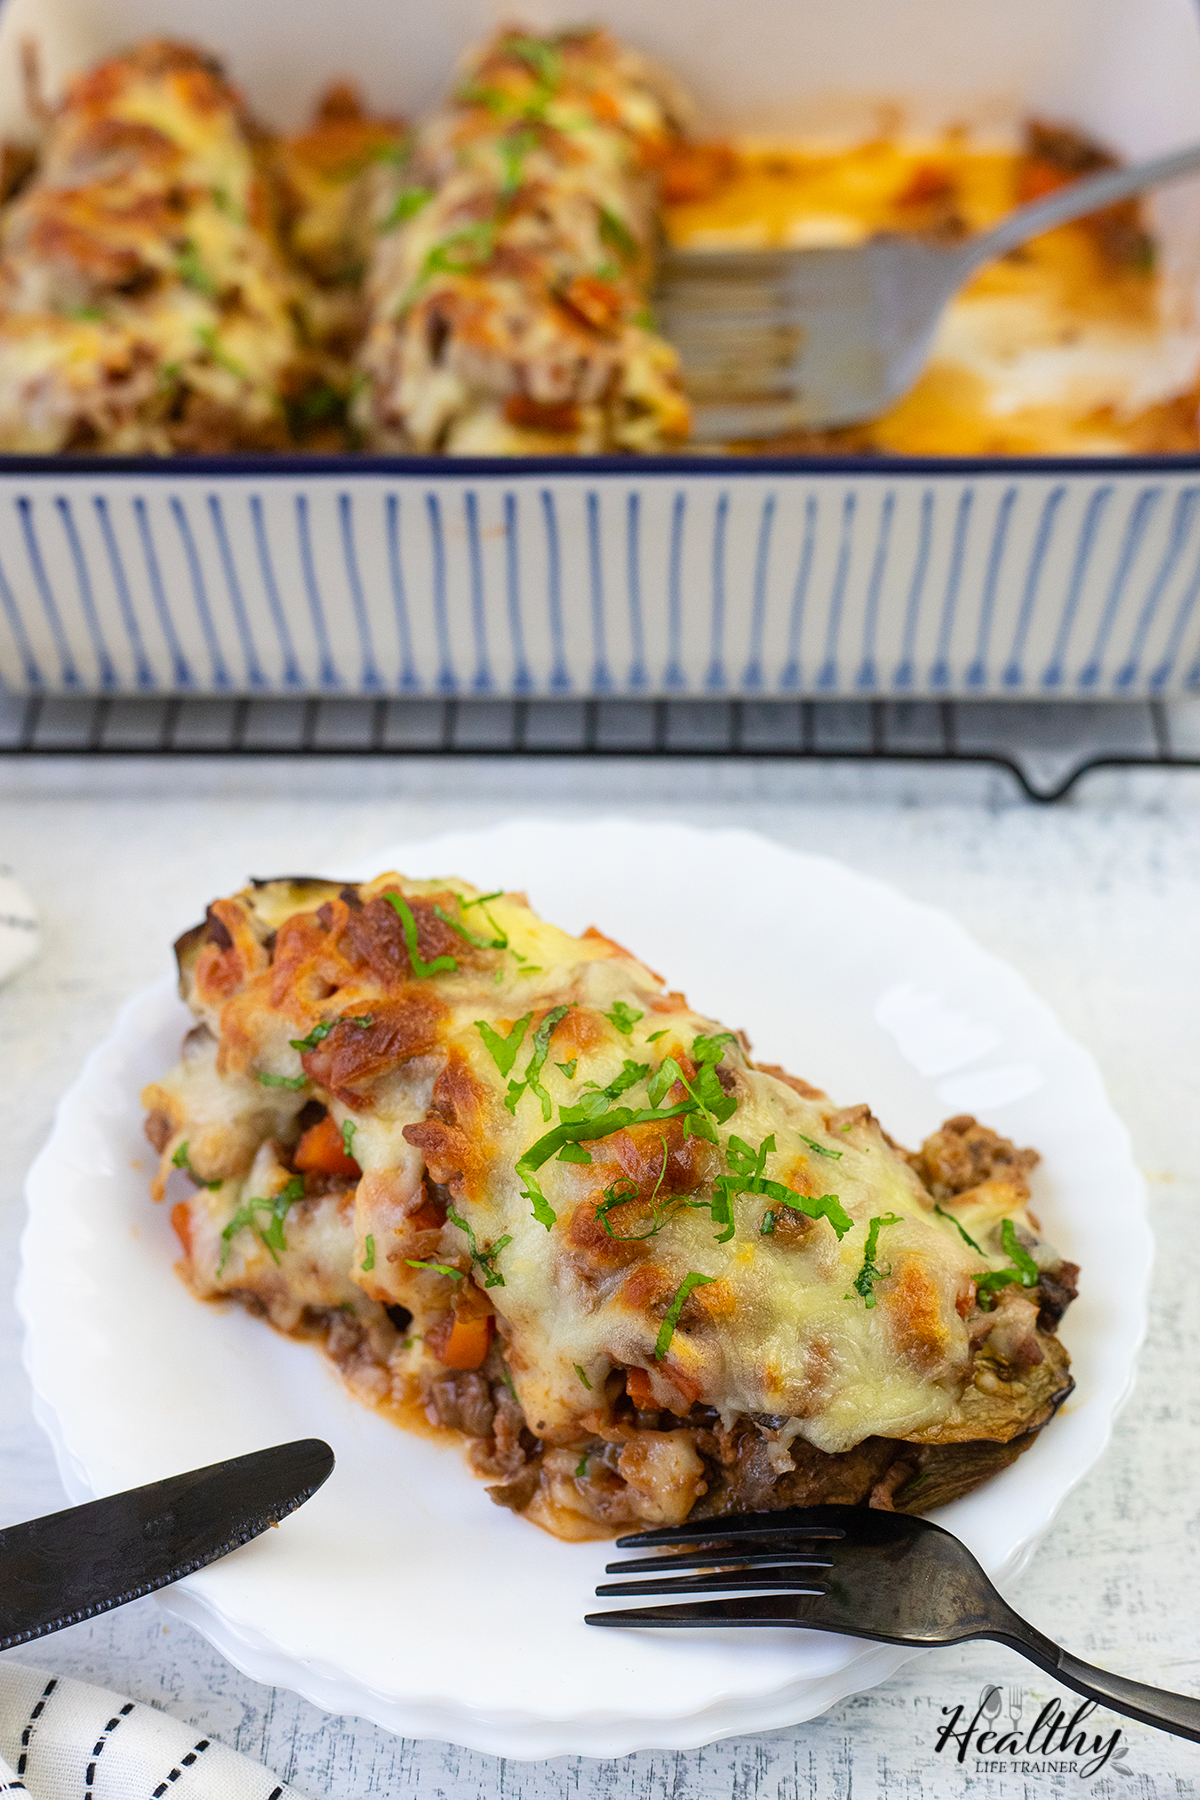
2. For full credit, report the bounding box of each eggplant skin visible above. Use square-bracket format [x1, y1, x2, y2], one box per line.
[173, 920, 207, 993]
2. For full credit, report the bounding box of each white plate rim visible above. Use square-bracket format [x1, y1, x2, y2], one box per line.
[17, 817, 1153, 1756]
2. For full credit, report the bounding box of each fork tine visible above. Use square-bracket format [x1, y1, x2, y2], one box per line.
[614, 1510, 847, 1550]
[586, 1595, 805, 1628]
[596, 1567, 827, 1598]
[604, 1549, 834, 1575]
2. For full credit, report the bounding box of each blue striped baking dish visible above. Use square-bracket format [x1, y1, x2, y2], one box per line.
[1, 453, 1198, 699]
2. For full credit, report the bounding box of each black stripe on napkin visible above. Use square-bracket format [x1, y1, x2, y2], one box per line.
[151, 1738, 211, 1797]
[16, 1677, 56, 1776]
[83, 1698, 136, 1799]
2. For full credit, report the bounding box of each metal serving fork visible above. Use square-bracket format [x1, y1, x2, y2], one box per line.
[656, 139, 1200, 440]
[586, 1506, 1200, 1744]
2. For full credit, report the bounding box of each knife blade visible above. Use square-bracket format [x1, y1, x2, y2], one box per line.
[0, 1437, 334, 1650]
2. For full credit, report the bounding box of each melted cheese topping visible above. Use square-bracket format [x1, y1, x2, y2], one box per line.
[146, 873, 1068, 1480]
[664, 137, 1200, 456]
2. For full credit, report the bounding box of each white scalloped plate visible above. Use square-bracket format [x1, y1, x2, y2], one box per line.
[18, 819, 1150, 1757]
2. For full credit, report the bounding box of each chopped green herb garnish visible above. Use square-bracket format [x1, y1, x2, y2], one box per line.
[512, 1003, 572, 1121]
[502, 32, 564, 88]
[456, 80, 512, 116]
[384, 891, 458, 977]
[594, 1058, 650, 1101]
[210, 184, 244, 221]
[574, 1363, 592, 1390]
[645, 1057, 680, 1107]
[557, 1058, 578, 1079]
[341, 1118, 358, 1160]
[289, 1014, 373, 1053]
[557, 1142, 593, 1164]
[411, 221, 498, 300]
[175, 239, 217, 298]
[498, 127, 538, 197]
[654, 1271, 714, 1361]
[512, 1032, 735, 1229]
[219, 1176, 304, 1272]
[596, 1140, 674, 1241]
[934, 1202, 983, 1254]
[760, 1210, 776, 1235]
[171, 1140, 221, 1190]
[362, 1233, 376, 1272]
[517, 1097, 692, 1230]
[445, 1203, 512, 1287]
[974, 1219, 1040, 1310]
[849, 1212, 903, 1309]
[605, 1001, 643, 1036]
[70, 304, 107, 322]
[435, 900, 507, 950]
[710, 1133, 853, 1244]
[799, 1133, 842, 1159]
[195, 322, 247, 381]
[258, 1072, 306, 1090]
[575, 1452, 589, 1478]
[477, 1011, 532, 1078]
[404, 1258, 463, 1280]
[379, 185, 433, 233]
[1001, 1218, 1040, 1283]
[518, 1168, 557, 1230]
[646, 1029, 668, 1043]
[461, 890, 505, 909]
[684, 1034, 740, 1138]
[647, 1034, 737, 1143]
[500, 1361, 517, 1397]
[598, 205, 638, 263]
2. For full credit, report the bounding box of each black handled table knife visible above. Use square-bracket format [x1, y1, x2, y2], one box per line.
[0, 1438, 334, 1650]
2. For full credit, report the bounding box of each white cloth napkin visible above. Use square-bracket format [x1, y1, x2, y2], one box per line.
[0, 1665, 308, 1800]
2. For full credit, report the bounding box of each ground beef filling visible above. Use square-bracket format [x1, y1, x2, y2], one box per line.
[418, 1360, 1071, 1529]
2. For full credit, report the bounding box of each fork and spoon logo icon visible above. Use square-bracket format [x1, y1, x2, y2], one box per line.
[979, 1684, 1024, 1729]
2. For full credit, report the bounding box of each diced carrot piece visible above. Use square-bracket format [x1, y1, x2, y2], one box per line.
[561, 274, 624, 333]
[1017, 159, 1069, 203]
[170, 1201, 193, 1259]
[895, 162, 955, 207]
[657, 141, 737, 205]
[625, 1366, 655, 1408]
[294, 1113, 361, 1178]
[429, 1312, 494, 1370]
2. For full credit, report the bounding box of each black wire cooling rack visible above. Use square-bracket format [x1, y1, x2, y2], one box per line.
[1, 692, 1198, 803]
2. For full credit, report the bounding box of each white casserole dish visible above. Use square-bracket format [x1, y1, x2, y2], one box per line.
[0, 0, 1199, 699]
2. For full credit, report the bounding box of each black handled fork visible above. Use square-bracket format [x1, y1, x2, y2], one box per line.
[586, 1507, 1200, 1745]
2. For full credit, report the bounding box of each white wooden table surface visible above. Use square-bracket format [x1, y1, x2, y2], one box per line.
[2, 752, 1198, 1799]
